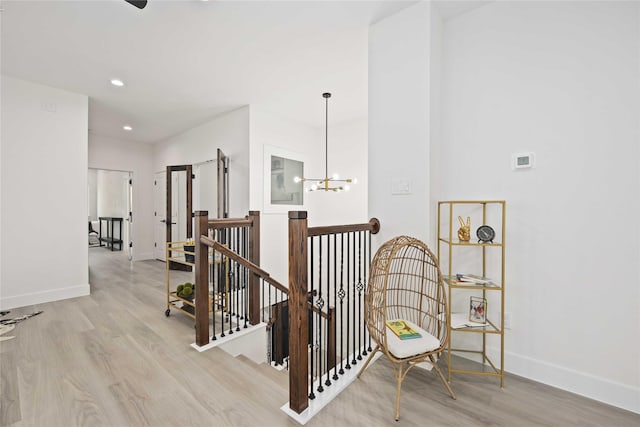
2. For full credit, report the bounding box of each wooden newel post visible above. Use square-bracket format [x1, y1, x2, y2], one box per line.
[248, 210, 261, 325]
[288, 211, 309, 414]
[194, 210, 210, 347]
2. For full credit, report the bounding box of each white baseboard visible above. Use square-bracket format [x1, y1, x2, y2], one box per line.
[282, 351, 382, 425]
[481, 346, 640, 414]
[0, 284, 90, 310]
[191, 322, 268, 361]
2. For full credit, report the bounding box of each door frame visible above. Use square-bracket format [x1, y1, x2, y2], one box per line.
[217, 148, 229, 218]
[166, 165, 193, 271]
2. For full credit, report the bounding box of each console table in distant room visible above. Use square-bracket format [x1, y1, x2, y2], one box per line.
[99, 217, 123, 251]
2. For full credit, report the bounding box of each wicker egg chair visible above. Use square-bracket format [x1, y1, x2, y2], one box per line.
[357, 235, 456, 421]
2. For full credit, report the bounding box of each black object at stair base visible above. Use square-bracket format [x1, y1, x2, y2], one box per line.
[125, 0, 148, 10]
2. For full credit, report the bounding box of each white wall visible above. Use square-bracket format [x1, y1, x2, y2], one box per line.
[88, 168, 98, 220]
[1, 76, 89, 309]
[249, 106, 368, 284]
[153, 106, 250, 218]
[88, 134, 155, 261]
[435, 1, 640, 412]
[368, 2, 432, 248]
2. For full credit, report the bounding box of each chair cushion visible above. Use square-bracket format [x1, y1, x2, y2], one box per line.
[386, 319, 441, 359]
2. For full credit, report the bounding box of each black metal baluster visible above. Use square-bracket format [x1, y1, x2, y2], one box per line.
[228, 228, 235, 335]
[309, 236, 316, 400]
[268, 277, 272, 362]
[267, 284, 272, 364]
[332, 233, 339, 381]
[317, 237, 324, 393]
[235, 227, 241, 331]
[243, 226, 248, 328]
[220, 247, 226, 338]
[351, 231, 357, 366]
[325, 234, 332, 387]
[357, 231, 363, 360]
[367, 231, 372, 352]
[345, 232, 351, 370]
[338, 233, 345, 375]
[219, 229, 227, 338]
[261, 269, 265, 324]
[212, 247, 217, 340]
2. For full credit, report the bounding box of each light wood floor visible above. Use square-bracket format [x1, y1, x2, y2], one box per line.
[1, 249, 638, 426]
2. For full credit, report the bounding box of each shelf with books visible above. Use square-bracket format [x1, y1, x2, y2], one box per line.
[437, 200, 506, 387]
[444, 275, 501, 290]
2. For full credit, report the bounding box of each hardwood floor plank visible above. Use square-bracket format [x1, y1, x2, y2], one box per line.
[0, 350, 21, 425]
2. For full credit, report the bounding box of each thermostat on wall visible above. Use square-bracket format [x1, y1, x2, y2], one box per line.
[512, 152, 534, 170]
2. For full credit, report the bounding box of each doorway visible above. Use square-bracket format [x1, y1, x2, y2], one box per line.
[88, 168, 133, 260]
[153, 168, 190, 262]
[153, 152, 229, 264]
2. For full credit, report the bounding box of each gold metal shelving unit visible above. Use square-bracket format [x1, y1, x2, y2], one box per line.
[165, 241, 228, 320]
[437, 200, 506, 387]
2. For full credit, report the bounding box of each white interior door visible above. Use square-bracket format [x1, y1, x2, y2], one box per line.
[154, 171, 166, 260]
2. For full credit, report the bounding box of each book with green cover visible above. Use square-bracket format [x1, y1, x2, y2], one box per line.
[386, 320, 422, 340]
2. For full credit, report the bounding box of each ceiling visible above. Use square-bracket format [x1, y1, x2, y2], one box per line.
[1, 0, 488, 144]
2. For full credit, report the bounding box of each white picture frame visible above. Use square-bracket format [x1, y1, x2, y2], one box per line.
[263, 145, 305, 214]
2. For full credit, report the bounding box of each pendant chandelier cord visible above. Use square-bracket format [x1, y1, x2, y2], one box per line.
[324, 92, 330, 180]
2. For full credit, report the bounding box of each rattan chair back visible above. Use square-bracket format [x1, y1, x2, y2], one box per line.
[358, 235, 455, 420]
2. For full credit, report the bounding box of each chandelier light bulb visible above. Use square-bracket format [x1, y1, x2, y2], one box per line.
[332, 173, 340, 180]
[344, 185, 350, 191]
[352, 178, 358, 184]
[294, 176, 301, 183]
[311, 184, 318, 191]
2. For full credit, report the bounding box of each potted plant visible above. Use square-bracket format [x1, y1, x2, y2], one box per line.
[176, 282, 195, 314]
[183, 240, 195, 263]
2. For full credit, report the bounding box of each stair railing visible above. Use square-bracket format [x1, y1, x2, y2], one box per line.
[194, 210, 267, 346]
[193, 209, 380, 415]
[288, 211, 380, 414]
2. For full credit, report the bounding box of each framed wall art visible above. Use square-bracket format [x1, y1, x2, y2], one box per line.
[263, 145, 305, 214]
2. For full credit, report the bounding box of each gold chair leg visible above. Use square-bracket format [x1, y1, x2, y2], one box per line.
[429, 355, 456, 400]
[395, 363, 403, 421]
[357, 345, 379, 379]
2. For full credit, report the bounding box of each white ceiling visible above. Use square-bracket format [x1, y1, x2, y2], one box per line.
[1, 0, 487, 144]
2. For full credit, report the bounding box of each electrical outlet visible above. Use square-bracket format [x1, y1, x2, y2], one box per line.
[503, 312, 512, 330]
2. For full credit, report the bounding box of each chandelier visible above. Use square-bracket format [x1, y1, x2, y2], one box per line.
[294, 92, 357, 192]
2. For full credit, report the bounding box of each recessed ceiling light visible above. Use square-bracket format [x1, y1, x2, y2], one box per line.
[123, 125, 133, 131]
[111, 79, 125, 87]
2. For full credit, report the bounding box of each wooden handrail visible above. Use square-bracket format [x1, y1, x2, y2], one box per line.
[199, 235, 289, 295]
[308, 217, 380, 237]
[207, 217, 253, 229]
